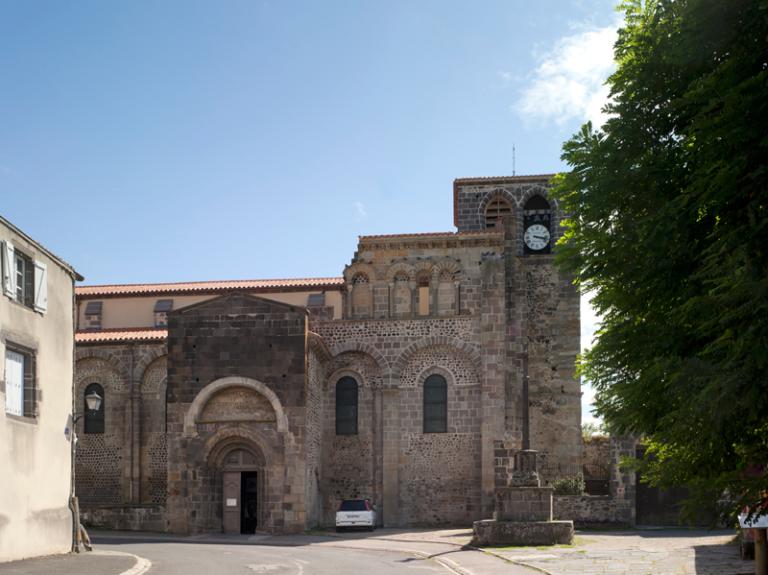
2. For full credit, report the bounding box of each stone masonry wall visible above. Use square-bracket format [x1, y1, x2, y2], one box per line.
[165, 293, 309, 534]
[554, 495, 632, 527]
[75, 343, 167, 523]
[523, 257, 582, 470]
[321, 350, 378, 525]
[397, 351, 482, 525]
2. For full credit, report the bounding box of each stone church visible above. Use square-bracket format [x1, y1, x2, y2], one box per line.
[73, 174, 581, 534]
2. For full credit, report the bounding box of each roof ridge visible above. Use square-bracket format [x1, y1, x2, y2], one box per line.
[359, 230, 502, 239]
[76, 326, 166, 333]
[453, 173, 556, 182]
[79, 276, 344, 289]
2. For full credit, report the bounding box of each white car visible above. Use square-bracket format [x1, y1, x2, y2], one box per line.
[336, 499, 376, 531]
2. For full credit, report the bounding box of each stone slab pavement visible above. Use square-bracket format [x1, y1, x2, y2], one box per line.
[0, 549, 149, 575]
[290, 526, 754, 575]
[481, 529, 752, 575]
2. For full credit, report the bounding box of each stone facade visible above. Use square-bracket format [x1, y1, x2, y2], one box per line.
[73, 174, 583, 534]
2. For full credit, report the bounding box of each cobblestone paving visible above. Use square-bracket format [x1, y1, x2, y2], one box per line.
[485, 529, 751, 575]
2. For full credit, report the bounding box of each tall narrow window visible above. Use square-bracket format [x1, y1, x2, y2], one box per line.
[84, 383, 105, 434]
[335, 377, 358, 435]
[351, 274, 372, 319]
[484, 196, 512, 229]
[417, 274, 430, 316]
[423, 374, 447, 433]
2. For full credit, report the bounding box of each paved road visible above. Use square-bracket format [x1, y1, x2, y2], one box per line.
[97, 540, 448, 575]
[91, 530, 537, 575]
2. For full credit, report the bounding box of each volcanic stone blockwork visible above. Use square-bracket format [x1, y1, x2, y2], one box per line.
[165, 293, 314, 534]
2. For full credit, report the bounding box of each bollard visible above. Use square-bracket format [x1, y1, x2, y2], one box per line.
[756, 528, 767, 575]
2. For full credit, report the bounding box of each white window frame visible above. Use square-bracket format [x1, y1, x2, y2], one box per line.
[4, 349, 25, 417]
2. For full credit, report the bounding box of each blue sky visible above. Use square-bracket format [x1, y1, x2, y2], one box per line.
[0, 0, 618, 422]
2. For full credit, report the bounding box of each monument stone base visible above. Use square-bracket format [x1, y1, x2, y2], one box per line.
[471, 519, 574, 546]
[472, 449, 574, 546]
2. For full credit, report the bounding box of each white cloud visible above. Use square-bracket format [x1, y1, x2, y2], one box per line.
[354, 201, 367, 219]
[497, 70, 513, 83]
[516, 20, 620, 127]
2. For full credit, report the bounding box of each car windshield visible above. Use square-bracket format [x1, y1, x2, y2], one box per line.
[339, 500, 368, 511]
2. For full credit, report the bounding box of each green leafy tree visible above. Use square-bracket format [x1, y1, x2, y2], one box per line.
[553, 0, 768, 522]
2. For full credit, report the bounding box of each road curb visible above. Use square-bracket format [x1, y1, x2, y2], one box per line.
[475, 548, 553, 575]
[313, 533, 552, 575]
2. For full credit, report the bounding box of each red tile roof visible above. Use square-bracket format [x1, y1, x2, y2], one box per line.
[453, 174, 555, 184]
[359, 230, 500, 241]
[76, 277, 345, 298]
[76, 328, 168, 344]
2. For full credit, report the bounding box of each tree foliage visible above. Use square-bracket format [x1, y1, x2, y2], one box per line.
[553, 0, 768, 522]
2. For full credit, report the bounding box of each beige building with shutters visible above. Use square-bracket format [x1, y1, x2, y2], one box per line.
[0, 216, 82, 562]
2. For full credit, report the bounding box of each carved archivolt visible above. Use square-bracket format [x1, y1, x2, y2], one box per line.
[183, 376, 289, 436]
[412, 260, 434, 279]
[343, 261, 377, 284]
[75, 357, 126, 394]
[141, 356, 167, 394]
[328, 341, 390, 375]
[433, 258, 462, 280]
[520, 187, 557, 210]
[199, 386, 276, 424]
[477, 188, 518, 215]
[386, 262, 415, 283]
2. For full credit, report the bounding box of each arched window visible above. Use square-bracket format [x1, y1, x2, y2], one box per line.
[393, 272, 411, 317]
[351, 273, 372, 319]
[485, 196, 512, 229]
[84, 383, 105, 434]
[335, 377, 358, 435]
[524, 194, 550, 211]
[423, 374, 447, 433]
[416, 273, 431, 316]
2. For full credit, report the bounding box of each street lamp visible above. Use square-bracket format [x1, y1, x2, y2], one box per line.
[83, 390, 102, 414]
[70, 390, 102, 552]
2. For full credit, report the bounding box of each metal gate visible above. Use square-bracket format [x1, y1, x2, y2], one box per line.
[635, 446, 689, 526]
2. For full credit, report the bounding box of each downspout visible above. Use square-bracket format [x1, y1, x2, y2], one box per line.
[522, 345, 530, 451]
[68, 277, 79, 552]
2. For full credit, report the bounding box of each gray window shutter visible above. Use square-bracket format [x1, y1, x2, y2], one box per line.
[2, 240, 16, 298]
[33, 260, 48, 313]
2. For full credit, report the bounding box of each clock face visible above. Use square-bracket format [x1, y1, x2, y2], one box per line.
[524, 224, 550, 251]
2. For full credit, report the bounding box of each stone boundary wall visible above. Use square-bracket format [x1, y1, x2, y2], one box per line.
[553, 495, 632, 527]
[81, 505, 166, 532]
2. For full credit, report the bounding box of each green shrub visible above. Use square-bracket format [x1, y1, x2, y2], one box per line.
[553, 474, 585, 495]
